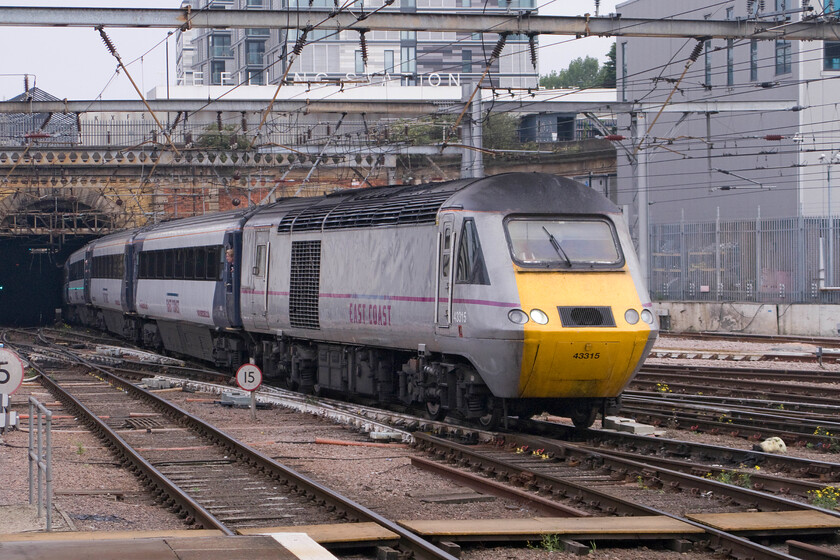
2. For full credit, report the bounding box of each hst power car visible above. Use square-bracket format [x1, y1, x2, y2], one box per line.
[65, 173, 657, 428]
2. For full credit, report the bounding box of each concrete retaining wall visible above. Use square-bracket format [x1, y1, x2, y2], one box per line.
[652, 302, 840, 337]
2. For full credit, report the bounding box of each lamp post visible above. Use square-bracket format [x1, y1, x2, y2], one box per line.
[820, 153, 837, 286]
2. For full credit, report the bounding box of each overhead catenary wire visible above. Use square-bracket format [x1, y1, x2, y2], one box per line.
[96, 26, 180, 157]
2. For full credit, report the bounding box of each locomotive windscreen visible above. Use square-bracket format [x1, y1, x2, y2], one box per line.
[505, 218, 623, 268]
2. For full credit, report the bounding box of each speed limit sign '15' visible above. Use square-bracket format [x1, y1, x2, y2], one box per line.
[0, 348, 25, 396]
[236, 363, 263, 392]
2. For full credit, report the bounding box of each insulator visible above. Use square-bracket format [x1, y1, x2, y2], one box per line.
[359, 30, 369, 67]
[594, 0, 600, 16]
[23, 75, 28, 93]
[604, 134, 626, 141]
[528, 33, 538, 70]
[764, 134, 784, 141]
[759, 0, 765, 11]
[491, 33, 509, 61]
[747, 0, 755, 14]
[688, 39, 705, 62]
[97, 26, 118, 58]
[293, 27, 311, 56]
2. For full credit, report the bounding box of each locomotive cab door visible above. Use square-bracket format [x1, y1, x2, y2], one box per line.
[250, 229, 271, 330]
[436, 214, 457, 333]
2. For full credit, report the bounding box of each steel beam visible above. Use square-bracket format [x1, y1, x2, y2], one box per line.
[0, 99, 801, 115]
[0, 99, 443, 115]
[0, 7, 838, 40]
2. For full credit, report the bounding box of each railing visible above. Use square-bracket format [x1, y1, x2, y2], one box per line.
[28, 397, 53, 532]
[650, 215, 840, 304]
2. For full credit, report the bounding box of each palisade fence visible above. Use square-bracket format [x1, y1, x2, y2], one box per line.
[0, 116, 612, 148]
[650, 216, 840, 304]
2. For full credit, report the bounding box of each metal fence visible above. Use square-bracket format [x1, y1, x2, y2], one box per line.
[650, 215, 840, 304]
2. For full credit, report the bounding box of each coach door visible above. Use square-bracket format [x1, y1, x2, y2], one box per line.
[251, 229, 271, 330]
[436, 214, 456, 332]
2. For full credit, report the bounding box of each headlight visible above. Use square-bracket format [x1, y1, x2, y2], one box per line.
[508, 309, 529, 324]
[624, 309, 639, 324]
[530, 309, 549, 325]
[641, 309, 655, 324]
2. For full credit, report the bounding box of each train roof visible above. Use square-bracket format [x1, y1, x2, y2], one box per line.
[134, 208, 252, 242]
[245, 173, 617, 232]
[88, 227, 142, 253]
[445, 173, 621, 216]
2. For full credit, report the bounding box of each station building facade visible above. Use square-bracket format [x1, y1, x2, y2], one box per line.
[177, 0, 539, 90]
[616, 0, 840, 304]
[616, 0, 839, 222]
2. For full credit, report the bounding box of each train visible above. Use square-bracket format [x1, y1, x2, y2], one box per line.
[63, 172, 658, 428]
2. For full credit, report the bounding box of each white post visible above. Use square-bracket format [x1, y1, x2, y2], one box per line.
[249, 357, 257, 421]
[636, 113, 650, 291]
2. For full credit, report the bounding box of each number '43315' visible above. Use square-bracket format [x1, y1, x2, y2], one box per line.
[572, 352, 600, 359]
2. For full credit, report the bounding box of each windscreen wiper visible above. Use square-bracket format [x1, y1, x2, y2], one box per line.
[542, 226, 572, 266]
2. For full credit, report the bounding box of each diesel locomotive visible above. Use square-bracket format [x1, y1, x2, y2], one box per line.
[64, 173, 657, 428]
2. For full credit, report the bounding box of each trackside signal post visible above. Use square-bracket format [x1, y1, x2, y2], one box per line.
[0, 347, 25, 432]
[236, 362, 263, 421]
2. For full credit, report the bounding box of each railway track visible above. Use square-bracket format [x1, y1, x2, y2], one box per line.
[410, 432, 840, 559]
[4, 334, 459, 560]
[7, 325, 840, 558]
[660, 331, 840, 349]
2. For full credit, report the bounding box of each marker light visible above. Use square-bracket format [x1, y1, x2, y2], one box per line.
[624, 309, 640, 324]
[530, 309, 549, 325]
[508, 309, 529, 324]
[641, 309, 655, 324]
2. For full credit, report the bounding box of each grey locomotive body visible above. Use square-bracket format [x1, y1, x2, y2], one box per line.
[65, 173, 657, 427]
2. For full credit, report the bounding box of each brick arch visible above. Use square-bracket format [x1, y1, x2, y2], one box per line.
[0, 187, 130, 231]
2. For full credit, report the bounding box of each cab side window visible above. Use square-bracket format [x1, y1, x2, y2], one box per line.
[456, 219, 490, 285]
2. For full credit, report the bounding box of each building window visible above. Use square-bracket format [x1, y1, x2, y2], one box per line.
[400, 31, 416, 41]
[210, 33, 231, 58]
[384, 50, 394, 74]
[247, 69, 264, 85]
[462, 50, 472, 73]
[776, 39, 791, 74]
[355, 50, 365, 73]
[400, 46, 416, 74]
[461, 0, 470, 6]
[211, 61, 226, 85]
[704, 39, 712, 87]
[620, 42, 627, 101]
[750, 39, 758, 81]
[246, 0, 264, 6]
[246, 41, 264, 66]
[825, 42, 840, 70]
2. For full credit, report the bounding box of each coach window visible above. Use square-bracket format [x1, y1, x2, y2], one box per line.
[155, 251, 165, 279]
[254, 244, 266, 276]
[456, 219, 490, 285]
[175, 249, 186, 279]
[164, 250, 174, 279]
[442, 225, 451, 277]
[195, 248, 207, 280]
[208, 246, 222, 280]
[184, 248, 194, 280]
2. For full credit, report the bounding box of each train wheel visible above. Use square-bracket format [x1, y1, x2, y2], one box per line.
[477, 398, 504, 430]
[425, 400, 446, 421]
[570, 404, 598, 429]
